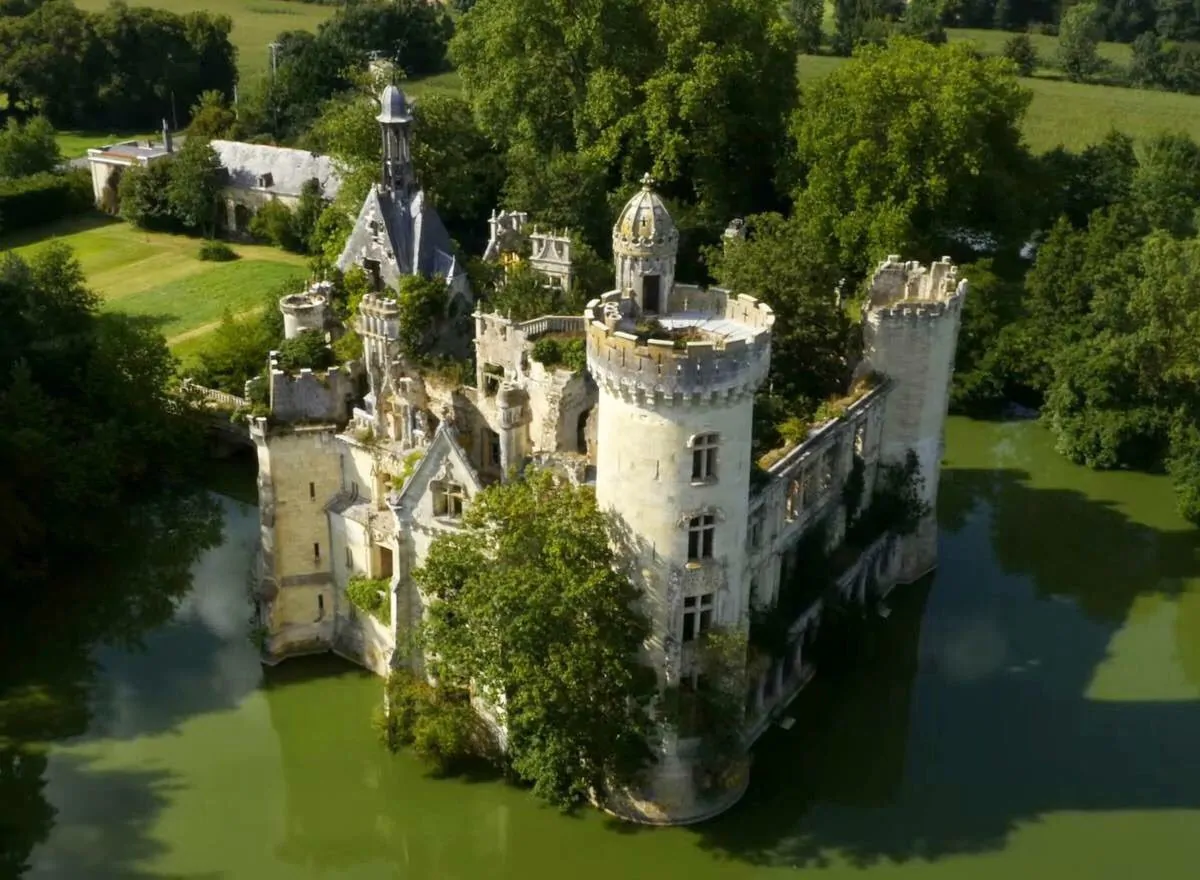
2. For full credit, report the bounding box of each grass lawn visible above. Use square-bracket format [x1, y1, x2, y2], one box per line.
[72, 0, 334, 83]
[56, 130, 157, 158]
[3, 214, 306, 348]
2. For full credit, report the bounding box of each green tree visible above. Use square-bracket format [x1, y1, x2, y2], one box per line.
[451, 0, 799, 255]
[119, 160, 177, 231]
[790, 37, 1035, 276]
[293, 178, 326, 254]
[705, 212, 854, 410]
[786, 0, 825, 53]
[832, 0, 898, 56]
[249, 200, 302, 252]
[0, 116, 59, 178]
[415, 468, 657, 805]
[395, 273, 450, 363]
[1002, 32, 1039, 76]
[186, 89, 237, 139]
[899, 0, 947, 43]
[167, 137, 224, 237]
[1059, 1, 1103, 82]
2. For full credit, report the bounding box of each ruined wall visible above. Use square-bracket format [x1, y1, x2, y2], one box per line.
[269, 362, 358, 424]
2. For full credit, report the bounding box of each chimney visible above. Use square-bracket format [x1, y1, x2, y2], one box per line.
[162, 119, 173, 153]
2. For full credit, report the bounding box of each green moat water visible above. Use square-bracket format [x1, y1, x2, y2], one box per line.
[10, 417, 1200, 879]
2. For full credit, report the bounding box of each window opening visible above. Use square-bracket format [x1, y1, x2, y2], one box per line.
[433, 481, 466, 518]
[687, 514, 715, 560]
[691, 433, 718, 481]
[682, 593, 715, 643]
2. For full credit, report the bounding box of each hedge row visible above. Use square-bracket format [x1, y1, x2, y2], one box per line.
[0, 169, 94, 236]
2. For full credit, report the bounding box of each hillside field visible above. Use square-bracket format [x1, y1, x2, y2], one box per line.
[1, 215, 306, 356]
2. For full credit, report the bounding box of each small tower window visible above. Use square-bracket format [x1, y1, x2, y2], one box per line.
[313, 542, 321, 560]
[433, 480, 466, 518]
[691, 433, 719, 482]
[687, 514, 716, 561]
[682, 593, 715, 643]
[309, 482, 316, 500]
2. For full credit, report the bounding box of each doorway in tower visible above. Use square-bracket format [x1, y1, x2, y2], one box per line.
[642, 274, 661, 314]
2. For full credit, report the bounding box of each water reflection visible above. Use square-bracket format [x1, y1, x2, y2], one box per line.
[6, 421, 1200, 878]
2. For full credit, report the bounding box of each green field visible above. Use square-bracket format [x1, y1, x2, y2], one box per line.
[72, 0, 334, 83]
[3, 215, 306, 348]
[56, 129, 158, 158]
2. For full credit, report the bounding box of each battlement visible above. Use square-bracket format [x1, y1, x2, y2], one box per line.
[585, 287, 773, 402]
[280, 285, 330, 340]
[357, 293, 400, 339]
[866, 255, 967, 319]
[268, 352, 359, 424]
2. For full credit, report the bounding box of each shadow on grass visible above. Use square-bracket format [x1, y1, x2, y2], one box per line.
[0, 211, 121, 250]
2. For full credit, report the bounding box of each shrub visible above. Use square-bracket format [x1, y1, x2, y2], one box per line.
[198, 240, 238, 262]
[0, 169, 93, 234]
[530, 336, 586, 372]
[276, 330, 333, 371]
[346, 575, 390, 624]
[1003, 34, 1038, 77]
[378, 669, 487, 775]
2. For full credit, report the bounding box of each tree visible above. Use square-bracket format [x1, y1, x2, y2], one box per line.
[1002, 32, 1039, 76]
[293, 178, 325, 254]
[187, 89, 237, 139]
[0, 116, 59, 178]
[1059, 1, 1103, 82]
[451, 0, 799, 257]
[167, 137, 224, 237]
[395, 273, 451, 363]
[705, 212, 854, 411]
[250, 200, 302, 252]
[415, 468, 657, 805]
[0, 242, 222, 654]
[786, 0, 825, 53]
[899, 0, 947, 43]
[833, 0, 899, 56]
[790, 37, 1035, 277]
[119, 160, 177, 231]
[316, 0, 453, 78]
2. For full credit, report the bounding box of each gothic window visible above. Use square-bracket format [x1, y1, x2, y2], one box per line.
[687, 514, 716, 561]
[433, 480, 466, 518]
[691, 433, 719, 482]
[682, 593, 715, 643]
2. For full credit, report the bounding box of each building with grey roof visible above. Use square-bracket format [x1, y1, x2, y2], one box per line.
[211, 139, 342, 234]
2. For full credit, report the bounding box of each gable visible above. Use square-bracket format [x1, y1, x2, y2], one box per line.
[394, 423, 482, 520]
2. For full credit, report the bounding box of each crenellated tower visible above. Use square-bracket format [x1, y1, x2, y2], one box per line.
[587, 178, 774, 824]
[859, 255, 967, 582]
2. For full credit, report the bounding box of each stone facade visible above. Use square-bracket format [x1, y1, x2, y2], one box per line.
[248, 128, 967, 825]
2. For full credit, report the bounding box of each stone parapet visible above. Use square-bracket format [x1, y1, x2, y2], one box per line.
[584, 289, 773, 403]
[866, 255, 967, 315]
[268, 355, 359, 424]
[356, 293, 400, 338]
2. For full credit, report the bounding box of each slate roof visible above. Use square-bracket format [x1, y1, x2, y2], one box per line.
[211, 140, 342, 199]
[336, 184, 465, 294]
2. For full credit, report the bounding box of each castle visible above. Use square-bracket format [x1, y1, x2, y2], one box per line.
[248, 86, 967, 825]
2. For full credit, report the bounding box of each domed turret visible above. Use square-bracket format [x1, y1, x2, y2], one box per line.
[612, 173, 677, 314]
[614, 173, 679, 257]
[376, 85, 411, 124]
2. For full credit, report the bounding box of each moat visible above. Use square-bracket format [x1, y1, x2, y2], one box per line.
[9, 417, 1200, 878]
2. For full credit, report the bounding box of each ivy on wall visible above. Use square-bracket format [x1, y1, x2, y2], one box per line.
[346, 575, 391, 625]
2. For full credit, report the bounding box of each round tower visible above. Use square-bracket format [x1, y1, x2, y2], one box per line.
[860, 255, 967, 582]
[279, 289, 329, 340]
[612, 173, 678, 314]
[496, 382, 529, 479]
[588, 179, 774, 824]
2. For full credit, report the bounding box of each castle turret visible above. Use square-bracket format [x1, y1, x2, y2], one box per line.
[356, 293, 400, 429]
[279, 288, 329, 340]
[860, 255, 967, 582]
[588, 179, 774, 824]
[612, 173, 678, 314]
[376, 85, 415, 199]
[496, 382, 529, 478]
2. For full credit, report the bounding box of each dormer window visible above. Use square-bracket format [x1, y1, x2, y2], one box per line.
[258, 172, 274, 188]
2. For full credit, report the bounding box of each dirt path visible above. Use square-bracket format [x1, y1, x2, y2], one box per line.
[168, 305, 265, 345]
